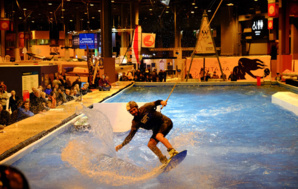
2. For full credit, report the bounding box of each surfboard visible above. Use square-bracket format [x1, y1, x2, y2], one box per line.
[160, 150, 187, 173]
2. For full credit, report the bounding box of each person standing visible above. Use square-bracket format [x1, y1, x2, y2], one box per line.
[9, 90, 20, 113]
[0, 86, 8, 110]
[0, 104, 10, 126]
[115, 100, 178, 164]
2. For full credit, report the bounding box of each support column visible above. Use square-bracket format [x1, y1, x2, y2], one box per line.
[1, 0, 5, 57]
[120, 4, 129, 56]
[64, 24, 70, 60]
[277, 0, 291, 73]
[101, 0, 112, 57]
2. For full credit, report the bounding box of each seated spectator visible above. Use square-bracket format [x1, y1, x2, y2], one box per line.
[120, 72, 128, 81]
[30, 89, 44, 114]
[73, 84, 81, 96]
[0, 104, 10, 126]
[212, 71, 219, 79]
[145, 74, 152, 82]
[0, 86, 8, 110]
[99, 76, 111, 91]
[65, 89, 74, 102]
[81, 84, 89, 95]
[10, 100, 23, 124]
[151, 69, 158, 82]
[48, 91, 57, 108]
[45, 84, 52, 97]
[72, 78, 82, 89]
[56, 88, 66, 105]
[52, 77, 62, 88]
[138, 73, 145, 82]
[64, 78, 72, 89]
[127, 71, 133, 81]
[133, 75, 139, 81]
[158, 70, 164, 82]
[29, 87, 37, 102]
[228, 71, 237, 81]
[9, 90, 20, 113]
[0, 81, 7, 91]
[17, 101, 34, 122]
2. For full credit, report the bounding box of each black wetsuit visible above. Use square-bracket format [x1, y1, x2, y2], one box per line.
[121, 100, 173, 146]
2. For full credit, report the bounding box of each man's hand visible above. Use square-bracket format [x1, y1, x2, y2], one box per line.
[161, 100, 167, 107]
[115, 144, 123, 152]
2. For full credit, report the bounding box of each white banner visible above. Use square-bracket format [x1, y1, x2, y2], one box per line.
[142, 33, 156, 48]
[186, 56, 271, 81]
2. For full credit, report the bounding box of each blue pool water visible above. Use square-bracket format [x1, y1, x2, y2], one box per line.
[11, 85, 298, 188]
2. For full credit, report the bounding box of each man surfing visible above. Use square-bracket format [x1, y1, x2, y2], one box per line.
[115, 100, 178, 164]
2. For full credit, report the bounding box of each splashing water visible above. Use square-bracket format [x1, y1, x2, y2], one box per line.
[61, 105, 165, 186]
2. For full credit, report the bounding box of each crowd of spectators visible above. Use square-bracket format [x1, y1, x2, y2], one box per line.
[0, 72, 112, 127]
[119, 69, 167, 82]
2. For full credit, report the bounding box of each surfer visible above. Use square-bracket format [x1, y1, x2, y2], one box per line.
[115, 100, 178, 164]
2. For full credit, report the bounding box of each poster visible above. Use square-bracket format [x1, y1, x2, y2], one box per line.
[22, 72, 39, 93]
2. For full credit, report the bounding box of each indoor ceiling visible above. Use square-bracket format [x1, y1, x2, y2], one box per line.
[3, 0, 269, 32]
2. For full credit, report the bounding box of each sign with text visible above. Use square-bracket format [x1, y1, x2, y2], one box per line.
[252, 17, 267, 39]
[79, 33, 97, 49]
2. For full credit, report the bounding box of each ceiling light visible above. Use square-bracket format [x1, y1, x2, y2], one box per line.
[194, 6, 198, 9]
[19, 17, 22, 19]
[48, 3, 52, 5]
[191, 11, 194, 14]
[90, 4, 94, 6]
[111, 0, 114, 2]
[98, 10, 101, 12]
[85, 12, 87, 14]
[70, 20, 73, 22]
[92, 17, 95, 19]
[208, 10, 211, 12]
[166, 11, 169, 13]
[227, 3, 234, 6]
[62, 9, 65, 11]
[67, 0, 70, 1]
[192, 3, 195, 6]
[61, 16, 64, 18]
[32, 21, 35, 23]
[149, 8, 152, 11]
[23, 8, 27, 10]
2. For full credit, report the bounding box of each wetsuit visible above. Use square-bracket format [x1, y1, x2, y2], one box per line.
[121, 100, 173, 146]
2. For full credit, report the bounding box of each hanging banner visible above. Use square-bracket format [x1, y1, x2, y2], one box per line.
[0, 20, 10, 31]
[194, 11, 216, 55]
[268, 18, 273, 30]
[131, 25, 142, 64]
[142, 33, 156, 48]
[268, 2, 279, 17]
[79, 33, 97, 49]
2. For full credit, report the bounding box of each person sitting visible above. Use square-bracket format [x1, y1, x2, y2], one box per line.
[81, 84, 89, 95]
[120, 72, 128, 81]
[212, 71, 219, 79]
[72, 78, 82, 89]
[56, 88, 66, 105]
[65, 89, 74, 102]
[45, 84, 52, 97]
[17, 101, 34, 122]
[30, 89, 44, 114]
[99, 76, 111, 91]
[47, 91, 57, 108]
[10, 100, 23, 125]
[158, 70, 164, 82]
[9, 90, 20, 113]
[0, 104, 10, 126]
[228, 71, 237, 81]
[138, 73, 145, 82]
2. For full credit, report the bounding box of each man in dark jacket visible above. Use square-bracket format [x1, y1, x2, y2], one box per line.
[115, 100, 178, 164]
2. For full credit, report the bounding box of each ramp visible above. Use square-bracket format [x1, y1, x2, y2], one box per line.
[272, 92, 298, 116]
[93, 103, 160, 132]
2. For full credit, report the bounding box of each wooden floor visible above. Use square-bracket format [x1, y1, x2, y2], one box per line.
[0, 81, 134, 161]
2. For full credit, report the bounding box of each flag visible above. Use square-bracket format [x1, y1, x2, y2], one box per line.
[131, 25, 142, 64]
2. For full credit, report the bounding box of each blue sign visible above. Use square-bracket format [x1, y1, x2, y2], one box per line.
[79, 33, 97, 49]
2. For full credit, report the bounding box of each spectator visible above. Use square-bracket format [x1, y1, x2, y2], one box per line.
[120, 72, 128, 81]
[65, 89, 74, 102]
[94, 72, 101, 88]
[0, 81, 7, 91]
[0, 86, 8, 110]
[10, 100, 23, 124]
[72, 78, 82, 89]
[151, 69, 158, 82]
[228, 71, 237, 81]
[158, 70, 164, 82]
[52, 77, 62, 88]
[99, 76, 111, 91]
[30, 89, 45, 114]
[127, 71, 133, 80]
[29, 87, 37, 102]
[64, 78, 72, 89]
[212, 71, 219, 79]
[163, 70, 167, 82]
[56, 88, 66, 104]
[0, 104, 10, 126]
[48, 91, 57, 108]
[73, 84, 81, 96]
[45, 84, 52, 97]
[145, 74, 152, 82]
[17, 101, 34, 122]
[138, 73, 145, 82]
[9, 90, 20, 113]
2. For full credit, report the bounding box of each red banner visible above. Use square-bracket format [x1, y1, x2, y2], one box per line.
[268, 3, 279, 17]
[0, 20, 10, 30]
[268, 18, 273, 30]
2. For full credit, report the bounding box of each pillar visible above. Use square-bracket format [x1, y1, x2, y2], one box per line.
[1, 0, 5, 57]
[101, 0, 112, 57]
